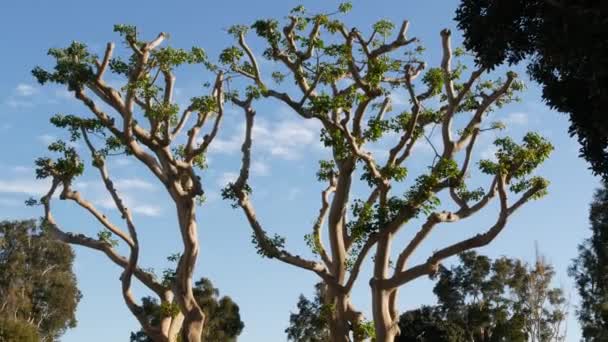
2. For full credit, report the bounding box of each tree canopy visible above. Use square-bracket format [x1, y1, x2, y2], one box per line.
[285, 283, 330, 342]
[31, 23, 229, 341]
[130, 277, 244, 342]
[26, 3, 558, 341]
[397, 251, 567, 342]
[455, 0, 608, 180]
[569, 184, 608, 340]
[285, 252, 566, 342]
[0, 220, 80, 341]
[221, 3, 553, 341]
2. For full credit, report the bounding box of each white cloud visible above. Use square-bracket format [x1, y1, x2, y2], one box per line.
[94, 193, 161, 217]
[114, 178, 157, 191]
[504, 112, 528, 126]
[130, 205, 162, 217]
[36, 134, 79, 149]
[54, 89, 73, 100]
[216, 172, 238, 187]
[411, 131, 443, 155]
[251, 160, 270, 176]
[15, 84, 38, 97]
[287, 188, 301, 201]
[74, 181, 90, 190]
[389, 90, 408, 106]
[12, 166, 31, 173]
[112, 158, 132, 167]
[209, 135, 241, 154]
[5, 83, 72, 108]
[209, 118, 321, 160]
[0, 178, 51, 196]
[37, 134, 56, 145]
[480, 144, 499, 162]
[0, 198, 22, 207]
[252, 118, 321, 159]
[6, 99, 34, 108]
[76, 177, 159, 217]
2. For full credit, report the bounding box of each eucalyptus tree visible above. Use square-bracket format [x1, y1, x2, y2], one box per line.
[220, 4, 553, 341]
[130, 277, 244, 342]
[30, 26, 226, 342]
[569, 185, 608, 341]
[286, 283, 331, 342]
[0, 220, 80, 341]
[398, 251, 567, 342]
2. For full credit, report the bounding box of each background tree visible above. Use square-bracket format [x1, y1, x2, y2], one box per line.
[569, 185, 608, 340]
[285, 283, 331, 342]
[455, 0, 608, 180]
[397, 251, 567, 342]
[0, 220, 80, 341]
[221, 4, 553, 341]
[130, 277, 244, 342]
[31, 25, 226, 342]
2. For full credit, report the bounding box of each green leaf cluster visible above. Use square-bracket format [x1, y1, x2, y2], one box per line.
[32, 42, 96, 91]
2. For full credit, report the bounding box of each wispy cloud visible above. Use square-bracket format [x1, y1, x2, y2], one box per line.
[4, 83, 75, 109]
[480, 144, 499, 162]
[4, 84, 40, 108]
[112, 158, 132, 167]
[390, 89, 408, 107]
[287, 188, 301, 201]
[130, 204, 162, 217]
[0, 178, 51, 196]
[37, 134, 56, 145]
[15, 83, 38, 97]
[251, 160, 270, 176]
[503, 112, 529, 127]
[76, 177, 160, 217]
[209, 135, 241, 154]
[12, 166, 31, 173]
[216, 172, 238, 187]
[0, 198, 23, 207]
[6, 99, 34, 108]
[94, 195, 162, 217]
[114, 178, 157, 191]
[54, 89, 72, 100]
[210, 118, 321, 160]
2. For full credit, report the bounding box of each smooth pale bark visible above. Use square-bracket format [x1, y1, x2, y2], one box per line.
[228, 13, 550, 342]
[328, 292, 350, 342]
[36, 33, 226, 342]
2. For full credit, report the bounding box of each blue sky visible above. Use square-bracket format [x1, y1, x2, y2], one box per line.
[0, 0, 600, 341]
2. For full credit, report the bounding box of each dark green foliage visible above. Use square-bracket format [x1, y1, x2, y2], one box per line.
[0, 220, 80, 341]
[130, 278, 244, 342]
[285, 283, 330, 342]
[569, 185, 608, 341]
[32, 42, 96, 91]
[397, 306, 465, 341]
[221, 6, 554, 340]
[35, 140, 84, 182]
[397, 252, 566, 342]
[455, 0, 608, 180]
[285, 282, 375, 341]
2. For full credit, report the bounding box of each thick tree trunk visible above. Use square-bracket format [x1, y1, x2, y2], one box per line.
[372, 235, 399, 342]
[327, 289, 351, 342]
[325, 162, 355, 341]
[174, 198, 206, 342]
[180, 310, 205, 342]
[371, 285, 399, 342]
[325, 285, 352, 342]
